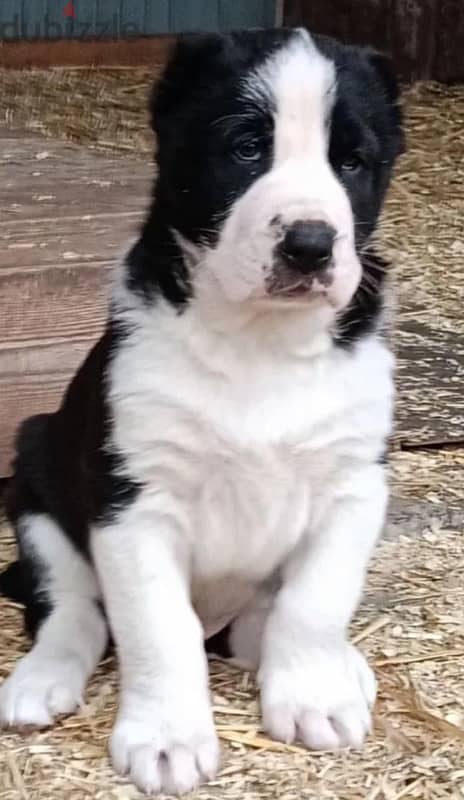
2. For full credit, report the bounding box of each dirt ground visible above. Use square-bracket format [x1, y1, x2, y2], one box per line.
[0, 69, 463, 799]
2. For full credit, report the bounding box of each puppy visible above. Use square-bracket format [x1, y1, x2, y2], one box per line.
[0, 28, 403, 795]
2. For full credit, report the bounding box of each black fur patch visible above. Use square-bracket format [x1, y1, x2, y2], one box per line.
[7, 325, 139, 557]
[0, 560, 52, 638]
[1, 323, 139, 631]
[127, 31, 290, 303]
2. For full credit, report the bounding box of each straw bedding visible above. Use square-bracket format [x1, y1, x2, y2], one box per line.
[0, 69, 463, 799]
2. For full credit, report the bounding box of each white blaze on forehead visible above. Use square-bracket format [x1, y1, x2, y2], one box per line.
[248, 30, 336, 164]
[274, 39, 335, 163]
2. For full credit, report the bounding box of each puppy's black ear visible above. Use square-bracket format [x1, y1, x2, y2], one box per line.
[150, 33, 229, 135]
[365, 49, 401, 103]
[365, 48, 405, 156]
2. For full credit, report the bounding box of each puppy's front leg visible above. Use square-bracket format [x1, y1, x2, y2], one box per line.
[259, 464, 387, 751]
[92, 504, 219, 796]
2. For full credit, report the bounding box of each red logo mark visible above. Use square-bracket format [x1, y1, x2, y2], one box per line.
[63, 1, 76, 19]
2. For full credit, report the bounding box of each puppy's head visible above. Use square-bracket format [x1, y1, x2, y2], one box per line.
[143, 28, 403, 323]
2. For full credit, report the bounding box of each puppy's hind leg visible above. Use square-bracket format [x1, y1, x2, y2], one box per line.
[0, 514, 108, 728]
[206, 585, 275, 671]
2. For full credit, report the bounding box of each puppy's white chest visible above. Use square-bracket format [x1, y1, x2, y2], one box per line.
[191, 446, 310, 634]
[110, 320, 393, 635]
[193, 448, 309, 573]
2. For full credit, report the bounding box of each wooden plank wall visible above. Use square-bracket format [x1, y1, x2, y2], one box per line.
[284, 0, 464, 82]
[0, 130, 150, 476]
[0, 0, 278, 38]
[0, 36, 174, 68]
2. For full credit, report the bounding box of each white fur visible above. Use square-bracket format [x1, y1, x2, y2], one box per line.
[97, 269, 393, 791]
[260, 639, 377, 749]
[259, 463, 387, 748]
[0, 515, 107, 727]
[226, 586, 276, 670]
[91, 506, 220, 795]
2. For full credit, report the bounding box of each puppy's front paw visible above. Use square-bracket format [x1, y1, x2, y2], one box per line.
[0, 651, 85, 728]
[260, 641, 376, 751]
[111, 691, 220, 795]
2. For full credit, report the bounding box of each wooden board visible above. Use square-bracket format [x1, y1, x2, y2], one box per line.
[0, 37, 174, 69]
[395, 320, 464, 449]
[0, 128, 150, 476]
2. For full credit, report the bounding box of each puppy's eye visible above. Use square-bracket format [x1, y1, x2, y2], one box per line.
[234, 136, 262, 162]
[341, 154, 364, 173]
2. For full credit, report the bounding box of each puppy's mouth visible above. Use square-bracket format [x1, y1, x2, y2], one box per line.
[265, 264, 335, 301]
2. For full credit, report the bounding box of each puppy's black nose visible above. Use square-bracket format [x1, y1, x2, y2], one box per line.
[279, 221, 335, 273]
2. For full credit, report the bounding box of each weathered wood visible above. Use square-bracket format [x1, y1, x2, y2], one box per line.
[0, 129, 150, 476]
[0, 264, 110, 346]
[284, 0, 464, 82]
[433, 0, 464, 83]
[389, 0, 438, 83]
[0, 36, 174, 69]
[285, 0, 395, 55]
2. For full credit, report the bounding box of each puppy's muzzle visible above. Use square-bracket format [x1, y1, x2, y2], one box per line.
[268, 220, 336, 297]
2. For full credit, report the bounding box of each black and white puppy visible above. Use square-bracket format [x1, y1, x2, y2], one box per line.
[0, 28, 403, 795]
